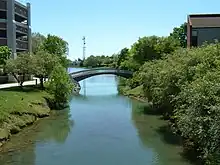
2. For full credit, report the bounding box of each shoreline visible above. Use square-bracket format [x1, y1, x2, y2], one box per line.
[0, 106, 51, 149]
[0, 86, 53, 149]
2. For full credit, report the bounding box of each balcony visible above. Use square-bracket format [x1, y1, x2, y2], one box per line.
[0, 22, 6, 30]
[14, 4, 28, 18]
[16, 39, 28, 50]
[16, 22, 28, 35]
[0, 37, 7, 46]
[0, 1, 7, 11]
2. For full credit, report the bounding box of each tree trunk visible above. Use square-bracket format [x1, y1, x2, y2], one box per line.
[40, 76, 44, 89]
[19, 74, 25, 88]
[12, 73, 23, 89]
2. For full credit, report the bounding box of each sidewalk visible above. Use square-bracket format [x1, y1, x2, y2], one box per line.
[0, 77, 41, 89]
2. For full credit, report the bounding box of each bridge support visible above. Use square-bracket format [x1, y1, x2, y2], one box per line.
[69, 75, 81, 94]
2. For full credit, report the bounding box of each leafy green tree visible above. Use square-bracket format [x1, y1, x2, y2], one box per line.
[42, 34, 69, 67]
[43, 34, 68, 56]
[31, 32, 46, 54]
[117, 48, 129, 68]
[130, 36, 180, 65]
[0, 46, 11, 66]
[47, 64, 74, 109]
[5, 52, 32, 87]
[170, 23, 187, 48]
[32, 51, 59, 89]
[83, 55, 100, 67]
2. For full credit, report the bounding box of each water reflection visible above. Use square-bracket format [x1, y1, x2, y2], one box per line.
[0, 69, 193, 165]
[36, 110, 74, 143]
[0, 109, 73, 165]
[131, 100, 192, 165]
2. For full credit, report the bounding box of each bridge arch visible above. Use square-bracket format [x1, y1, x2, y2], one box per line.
[69, 68, 133, 82]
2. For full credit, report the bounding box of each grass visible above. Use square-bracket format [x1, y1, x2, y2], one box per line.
[126, 85, 145, 97]
[0, 86, 52, 141]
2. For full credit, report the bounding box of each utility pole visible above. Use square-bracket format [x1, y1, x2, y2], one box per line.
[82, 36, 86, 60]
[82, 36, 86, 96]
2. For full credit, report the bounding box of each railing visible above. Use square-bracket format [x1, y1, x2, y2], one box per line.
[0, 38, 7, 46]
[16, 39, 28, 50]
[70, 67, 118, 75]
[15, 3, 28, 18]
[16, 23, 28, 34]
[0, 22, 6, 29]
[70, 68, 133, 77]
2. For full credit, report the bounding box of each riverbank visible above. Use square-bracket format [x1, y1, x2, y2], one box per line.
[119, 84, 146, 101]
[0, 86, 52, 147]
[119, 84, 201, 164]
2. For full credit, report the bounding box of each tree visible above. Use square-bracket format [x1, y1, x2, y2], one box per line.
[0, 46, 11, 66]
[83, 55, 100, 67]
[32, 51, 59, 89]
[42, 34, 69, 67]
[5, 52, 32, 87]
[117, 48, 129, 68]
[170, 23, 187, 48]
[32, 32, 46, 54]
[46, 64, 74, 109]
[42, 34, 68, 56]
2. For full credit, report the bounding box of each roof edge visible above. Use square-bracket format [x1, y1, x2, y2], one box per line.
[188, 13, 220, 18]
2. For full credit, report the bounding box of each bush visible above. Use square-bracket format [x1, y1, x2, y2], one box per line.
[46, 64, 74, 109]
[140, 43, 220, 164]
[0, 46, 11, 66]
[174, 72, 220, 164]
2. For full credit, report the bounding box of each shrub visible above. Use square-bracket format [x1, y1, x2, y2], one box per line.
[46, 64, 74, 109]
[174, 72, 220, 165]
[0, 46, 11, 66]
[140, 43, 220, 164]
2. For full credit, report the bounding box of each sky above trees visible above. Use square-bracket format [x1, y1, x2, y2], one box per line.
[28, 0, 220, 60]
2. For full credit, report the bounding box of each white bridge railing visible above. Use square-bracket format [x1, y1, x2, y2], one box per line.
[70, 68, 132, 78]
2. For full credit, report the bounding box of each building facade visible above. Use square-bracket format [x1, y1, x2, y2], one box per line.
[187, 14, 220, 48]
[0, 0, 31, 59]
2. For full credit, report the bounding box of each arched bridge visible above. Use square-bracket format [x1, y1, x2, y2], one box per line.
[69, 68, 133, 82]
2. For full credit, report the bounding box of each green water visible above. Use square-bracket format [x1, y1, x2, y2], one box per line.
[0, 69, 193, 165]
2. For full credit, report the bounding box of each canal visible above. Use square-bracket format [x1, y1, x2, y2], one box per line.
[0, 68, 193, 165]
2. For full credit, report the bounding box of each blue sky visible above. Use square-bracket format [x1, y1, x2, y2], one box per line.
[25, 0, 220, 60]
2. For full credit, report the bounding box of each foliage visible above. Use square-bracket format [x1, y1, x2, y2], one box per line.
[0, 46, 11, 66]
[83, 55, 101, 67]
[115, 29, 220, 164]
[117, 48, 129, 68]
[170, 23, 187, 48]
[31, 33, 46, 54]
[130, 36, 180, 65]
[31, 51, 59, 88]
[118, 36, 180, 72]
[138, 43, 220, 164]
[42, 34, 68, 57]
[5, 52, 33, 87]
[46, 64, 74, 109]
[42, 34, 69, 68]
[83, 55, 117, 68]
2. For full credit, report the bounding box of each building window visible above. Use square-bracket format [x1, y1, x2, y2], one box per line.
[192, 30, 198, 37]
[191, 30, 198, 47]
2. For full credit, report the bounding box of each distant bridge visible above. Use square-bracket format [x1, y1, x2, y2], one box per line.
[69, 68, 133, 82]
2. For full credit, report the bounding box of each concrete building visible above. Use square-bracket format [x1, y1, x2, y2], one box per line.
[187, 14, 220, 48]
[0, 0, 31, 59]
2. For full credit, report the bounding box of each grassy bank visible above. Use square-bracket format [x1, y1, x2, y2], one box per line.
[0, 86, 52, 147]
[118, 83, 146, 101]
